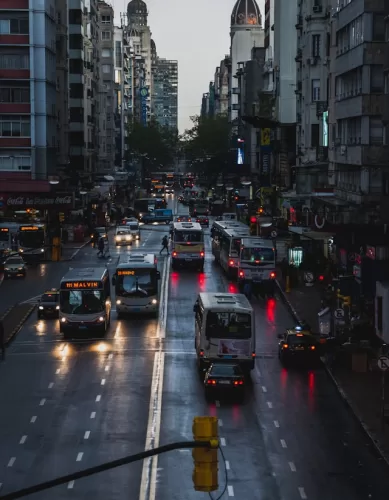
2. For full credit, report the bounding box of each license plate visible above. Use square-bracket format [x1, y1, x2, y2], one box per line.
[223, 355, 232, 359]
[219, 380, 230, 385]
[295, 347, 304, 350]
[185, 258, 192, 262]
[132, 308, 140, 312]
[79, 326, 87, 329]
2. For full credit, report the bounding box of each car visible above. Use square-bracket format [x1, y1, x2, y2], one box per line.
[204, 363, 245, 400]
[195, 215, 209, 227]
[115, 226, 133, 246]
[278, 327, 319, 366]
[176, 215, 191, 223]
[3, 255, 26, 279]
[38, 289, 60, 318]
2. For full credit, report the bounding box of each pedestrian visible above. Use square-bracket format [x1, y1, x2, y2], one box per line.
[0, 319, 5, 360]
[97, 236, 105, 257]
[160, 235, 169, 255]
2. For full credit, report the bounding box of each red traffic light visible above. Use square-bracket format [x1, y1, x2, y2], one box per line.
[250, 216, 257, 224]
[318, 275, 324, 281]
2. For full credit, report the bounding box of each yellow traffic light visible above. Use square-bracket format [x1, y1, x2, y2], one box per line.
[192, 416, 219, 492]
[343, 296, 351, 306]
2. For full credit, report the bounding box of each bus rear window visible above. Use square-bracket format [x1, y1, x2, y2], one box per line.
[205, 312, 251, 339]
[174, 231, 203, 243]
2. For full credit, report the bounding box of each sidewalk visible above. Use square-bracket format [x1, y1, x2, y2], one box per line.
[276, 275, 389, 465]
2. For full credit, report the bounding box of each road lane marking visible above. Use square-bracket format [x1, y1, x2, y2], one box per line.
[219, 419, 223, 427]
[8, 457, 16, 467]
[227, 485, 234, 496]
[298, 487, 307, 499]
[101, 379, 106, 385]
[96, 395, 101, 402]
[19, 435, 27, 444]
[76, 452, 83, 462]
[289, 461, 296, 472]
[225, 460, 230, 470]
[56, 369, 60, 374]
[139, 351, 165, 500]
[156, 255, 170, 339]
[262, 386, 267, 393]
[39, 398, 46, 406]
[30, 416, 37, 423]
[280, 439, 287, 448]
[90, 412, 96, 419]
[274, 420, 280, 428]
[48, 382, 54, 388]
[220, 437, 226, 446]
[68, 481, 75, 489]
[215, 400, 220, 407]
[105, 365, 109, 371]
[267, 401, 273, 408]
[84, 431, 90, 439]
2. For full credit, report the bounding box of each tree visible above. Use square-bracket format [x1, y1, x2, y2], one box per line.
[126, 120, 176, 168]
[182, 114, 232, 184]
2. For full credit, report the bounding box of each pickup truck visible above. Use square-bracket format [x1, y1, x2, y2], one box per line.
[142, 209, 173, 224]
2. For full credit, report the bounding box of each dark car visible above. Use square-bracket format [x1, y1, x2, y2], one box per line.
[195, 216, 209, 228]
[204, 363, 245, 400]
[3, 255, 26, 279]
[38, 289, 60, 319]
[278, 328, 318, 366]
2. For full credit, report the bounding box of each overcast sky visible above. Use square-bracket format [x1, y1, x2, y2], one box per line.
[112, 0, 264, 133]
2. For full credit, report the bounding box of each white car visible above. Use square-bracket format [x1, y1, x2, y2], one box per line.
[3, 255, 26, 279]
[115, 227, 133, 246]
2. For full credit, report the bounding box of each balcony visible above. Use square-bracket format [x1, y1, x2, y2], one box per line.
[0, 34, 29, 45]
[332, 144, 388, 166]
[334, 42, 387, 75]
[295, 49, 302, 62]
[295, 15, 302, 29]
[335, 94, 383, 120]
[316, 146, 328, 162]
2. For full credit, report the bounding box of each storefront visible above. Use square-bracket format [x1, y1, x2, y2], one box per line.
[0, 193, 74, 224]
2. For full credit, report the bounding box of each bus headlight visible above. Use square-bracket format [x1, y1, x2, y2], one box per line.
[56, 305, 60, 310]
[136, 235, 140, 239]
[116, 300, 121, 305]
[98, 316, 104, 322]
[151, 299, 157, 305]
[61, 317, 66, 323]
[39, 306, 44, 310]
[40, 248, 44, 252]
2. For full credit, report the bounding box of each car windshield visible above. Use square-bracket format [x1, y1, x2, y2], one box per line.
[116, 269, 157, 297]
[42, 294, 59, 302]
[174, 231, 203, 243]
[210, 364, 242, 376]
[6, 258, 23, 265]
[60, 290, 104, 314]
[205, 312, 251, 339]
[117, 230, 129, 235]
[241, 247, 275, 262]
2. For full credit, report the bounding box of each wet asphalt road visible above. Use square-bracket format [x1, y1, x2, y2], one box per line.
[1, 194, 389, 500]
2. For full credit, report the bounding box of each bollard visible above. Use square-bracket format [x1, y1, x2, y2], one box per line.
[286, 275, 291, 293]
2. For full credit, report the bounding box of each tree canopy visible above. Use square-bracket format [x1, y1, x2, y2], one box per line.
[182, 114, 232, 183]
[126, 120, 178, 168]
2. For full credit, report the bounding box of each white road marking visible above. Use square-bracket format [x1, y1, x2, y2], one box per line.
[0, 483, 2, 490]
[90, 412, 96, 419]
[76, 452, 83, 462]
[298, 487, 307, 499]
[219, 419, 223, 427]
[289, 461, 296, 472]
[30, 416, 37, 423]
[138, 351, 165, 500]
[262, 386, 267, 393]
[156, 256, 170, 339]
[220, 437, 226, 446]
[280, 439, 287, 448]
[48, 382, 54, 389]
[96, 395, 101, 402]
[68, 481, 75, 489]
[39, 398, 46, 406]
[225, 460, 230, 470]
[19, 435, 27, 444]
[84, 431, 90, 440]
[101, 379, 106, 385]
[8, 457, 16, 467]
[215, 400, 220, 407]
[227, 485, 234, 496]
[105, 365, 109, 371]
[56, 369, 60, 374]
[267, 401, 273, 408]
[274, 420, 280, 428]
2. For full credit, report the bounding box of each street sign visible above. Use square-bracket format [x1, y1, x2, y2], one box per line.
[255, 189, 261, 199]
[304, 272, 314, 283]
[378, 357, 389, 371]
[271, 230, 277, 238]
[334, 308, 344, 319]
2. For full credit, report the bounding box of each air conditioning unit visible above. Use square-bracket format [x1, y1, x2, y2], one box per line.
[313, 5, 322, 13]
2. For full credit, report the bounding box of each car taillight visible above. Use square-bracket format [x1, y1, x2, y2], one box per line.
[200, 251, 204, 257]
[310, 345, 316, 350]
[229, 260, 234, 266]
[173, 251, 177, 257]
[270, 271, 276, 279]
[282, 343, 288, 349]
[239, 270, 244, 277]
[205, 219, 208, 222]
[207, 379, 217, 385]
[199, 349, 204, 357]
[233, 380, 244, 386]
[252, 352, 256, 358]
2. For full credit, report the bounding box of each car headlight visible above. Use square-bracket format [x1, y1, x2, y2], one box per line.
[40, 248, 44, 252]
[39, 306, 44, 310]
[98, 316, 104, 322]
[115, 236, 120, 241]
[151, 299, 157, 305]
[56, 305, 60, 310]
[136, 235, 140, 239]
[19, 249, 23, 253]
[116, 299, 121, 305]
[61, 317, 66, 323]
[4, 267, 9, 271]
[125, 235, 132, 240]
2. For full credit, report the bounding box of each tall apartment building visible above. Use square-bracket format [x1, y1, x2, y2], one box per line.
[152, 58, 178, 130]
[328, 0, 387, 224]
[0, 0, 58, 191]
[295, 0, 330, 195]
[214, 56, 230, 115]
[97, 1, 114, 173]
[263, 0, 274, 92]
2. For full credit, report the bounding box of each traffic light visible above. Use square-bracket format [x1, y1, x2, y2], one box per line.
[343, 296, 351, 306]
[250, 216, 257, 235]
[192, 416, 219, 492]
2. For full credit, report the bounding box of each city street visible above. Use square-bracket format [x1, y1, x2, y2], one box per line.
[1, 196, 389, 500]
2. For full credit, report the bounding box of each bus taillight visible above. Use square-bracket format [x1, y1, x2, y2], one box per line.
[200, 251, 204, 257]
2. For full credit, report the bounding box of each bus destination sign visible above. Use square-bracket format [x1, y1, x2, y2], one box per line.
[117, 270, 135, 276]
[20, 226, 40, 231]
[63, 281, 99, 289]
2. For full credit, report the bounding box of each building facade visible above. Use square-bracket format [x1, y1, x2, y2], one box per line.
[214, 56, 230, 116]
[263, 0, 274, 92]
[152, 57, 178, 130]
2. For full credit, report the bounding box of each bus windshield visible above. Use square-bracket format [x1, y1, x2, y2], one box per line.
[241, 247, 274, 262]
[60, 290, 104, 314]
[174, 231, 203, 243]
[205, 312, 251, 339]
[116, 269, 157, 297]
[18, 230, 44, 248]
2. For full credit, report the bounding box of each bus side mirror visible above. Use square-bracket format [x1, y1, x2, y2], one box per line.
[156, 271, 161, 279]
[112, 275, 116, 285]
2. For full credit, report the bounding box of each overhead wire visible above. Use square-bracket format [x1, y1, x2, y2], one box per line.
[208, 445, 228, 500]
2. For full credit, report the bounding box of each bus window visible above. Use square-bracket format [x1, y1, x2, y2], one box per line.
[205, 312, 251, 339]
[174, 231, 203, 243]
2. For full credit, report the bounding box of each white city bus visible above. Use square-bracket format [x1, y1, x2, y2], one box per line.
[193, 292, 255, 373]
[211, 220, 250, 277]
[238, 237, 276, 283]
[59, 267, 111, 337]
[112, 253, 160, 317]
[171, 221, 204, 271]
[17, 224, 47, 261]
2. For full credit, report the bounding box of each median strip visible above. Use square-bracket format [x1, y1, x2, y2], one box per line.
[2, 302, 36, 347]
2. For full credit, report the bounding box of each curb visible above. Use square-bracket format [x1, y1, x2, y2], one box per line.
[0, 305, 14, 321]
[5, 304, 36, 347]
[323, 361, 389, 468]
[275, 279, 303, 324]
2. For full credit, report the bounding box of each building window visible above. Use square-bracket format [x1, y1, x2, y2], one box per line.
[0, 54, 29, 69]
[311, 79, 320, 101]
[312, 35, 320, 58]
[101, 15, 111, 24]
[102, 49, 111, 58]
[371, 65, 384, 93]
[0, 18, 29, 34]
[0, 115, 30, 137]
[102, 31, 111, 40]
[102, 64, 111, 74]
[372, 14, 385, 42]
[115, 41, 122, 67]
[68, 9, 82, 25]
[0, 155, 31, 171]
[311, 124, 320, 147]
[107, 144, 112, 153]
[0, 88, 30, 103]
[370, 118, 383, 145]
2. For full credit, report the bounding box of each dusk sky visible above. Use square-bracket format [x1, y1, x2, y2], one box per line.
[112, 0, 265, 133]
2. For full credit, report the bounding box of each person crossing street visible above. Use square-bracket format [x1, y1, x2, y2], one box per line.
[160, 235, 169, 255]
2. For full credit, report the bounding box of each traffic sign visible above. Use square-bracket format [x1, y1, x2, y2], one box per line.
[304, 272, 314, 283]
[378, 357, 389, 371]
[271, 230, 277, 238]
[334, 308, 344, 319]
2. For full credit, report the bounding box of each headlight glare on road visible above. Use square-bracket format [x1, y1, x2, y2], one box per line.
[116, 299, 121, 305]
[39, 306, 44, 310]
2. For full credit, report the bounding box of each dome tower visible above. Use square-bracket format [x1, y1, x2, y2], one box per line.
[127, 0, 148, 26]
[231, 0, 262, 28]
